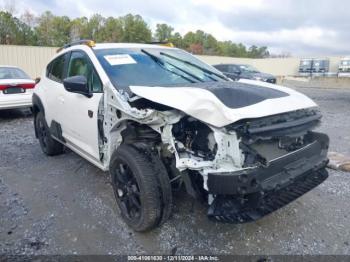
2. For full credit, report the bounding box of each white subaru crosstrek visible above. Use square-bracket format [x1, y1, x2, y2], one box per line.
[0, 65, 35, 110]
[33, 40, 329, 231]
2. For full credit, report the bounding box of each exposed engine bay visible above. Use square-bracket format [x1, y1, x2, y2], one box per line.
[172, 117, 217, 161]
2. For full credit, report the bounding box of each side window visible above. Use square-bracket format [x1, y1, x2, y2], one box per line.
[46, 63, 51, 77]
[67, 51, 103, 93]
[48, 54, 67, 83]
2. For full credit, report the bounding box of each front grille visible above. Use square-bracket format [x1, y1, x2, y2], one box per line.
[208, 168, 328, 223]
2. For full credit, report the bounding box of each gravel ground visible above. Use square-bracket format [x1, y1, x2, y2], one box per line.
[0, 87, 350, 255]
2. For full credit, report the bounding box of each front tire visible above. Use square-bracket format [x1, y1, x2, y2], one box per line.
[110, 144, 172, 232]
[35, 112, 64, 156]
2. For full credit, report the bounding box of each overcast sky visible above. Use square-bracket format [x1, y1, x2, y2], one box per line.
[3, 0, 350, 56]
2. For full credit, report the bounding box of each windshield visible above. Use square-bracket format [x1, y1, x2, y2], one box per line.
[341, 60, 350, 66]
[0, 67, 30, 80]
[313, 60, 327, 67]
[94, 48, 227, 90]
[239, 64, 260, 73]
[301, 60, 312, 66]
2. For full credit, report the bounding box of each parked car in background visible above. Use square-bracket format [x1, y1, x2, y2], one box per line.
[298, 58, 313, 76]
[338, 57, 350, 77]
[311, 58, 329, 77]
[0, 66, 35, 110]
[213, 63, 277, 83]
[298, 58, 330, 77]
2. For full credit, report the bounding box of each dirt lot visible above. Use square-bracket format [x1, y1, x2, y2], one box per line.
[1, 87, 350, 255]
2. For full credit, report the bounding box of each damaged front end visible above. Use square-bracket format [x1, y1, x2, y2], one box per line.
[167, 108, 329, 223]
[104, 82, 329, 224]
[207, 109, 329, 222]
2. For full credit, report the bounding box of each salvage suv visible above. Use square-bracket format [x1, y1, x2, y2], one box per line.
[33, 40, 329, 231]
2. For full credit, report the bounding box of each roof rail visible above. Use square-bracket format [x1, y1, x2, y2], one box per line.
[56, 39, 96, 53]
[149, 41, 174, 47]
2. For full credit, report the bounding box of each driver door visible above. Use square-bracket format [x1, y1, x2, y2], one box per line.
[60, 50, 104, 162]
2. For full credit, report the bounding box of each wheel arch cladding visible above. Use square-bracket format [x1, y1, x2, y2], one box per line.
[32, 93, 45, 138]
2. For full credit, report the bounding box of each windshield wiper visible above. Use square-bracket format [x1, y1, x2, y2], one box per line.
[141, 49, 203, 83]
[160, 52, 230, 81]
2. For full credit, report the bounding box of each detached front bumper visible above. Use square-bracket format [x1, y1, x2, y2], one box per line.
[207, 132, 329, 223]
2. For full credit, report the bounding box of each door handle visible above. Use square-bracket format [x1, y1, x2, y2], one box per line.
[88, 110, 93, 118]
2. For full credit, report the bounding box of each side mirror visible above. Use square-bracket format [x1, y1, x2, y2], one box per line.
[35, 77, 41, 84]
[63, 75, 92, 98]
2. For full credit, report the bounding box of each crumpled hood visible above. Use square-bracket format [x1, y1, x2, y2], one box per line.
[130, 79, 317, 128]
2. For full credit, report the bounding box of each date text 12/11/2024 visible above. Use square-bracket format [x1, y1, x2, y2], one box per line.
[127, 255, 219, 261]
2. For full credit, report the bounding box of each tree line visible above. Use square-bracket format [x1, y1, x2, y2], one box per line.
[0, 10, 270, 58]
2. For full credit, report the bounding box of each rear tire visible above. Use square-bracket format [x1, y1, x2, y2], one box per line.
[35, 111, 64, 156]
[110, 144, 172, 232]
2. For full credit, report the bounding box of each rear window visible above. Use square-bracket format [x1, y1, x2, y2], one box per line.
[0, 67, 30, 79]
[214, 64, 228, 71]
